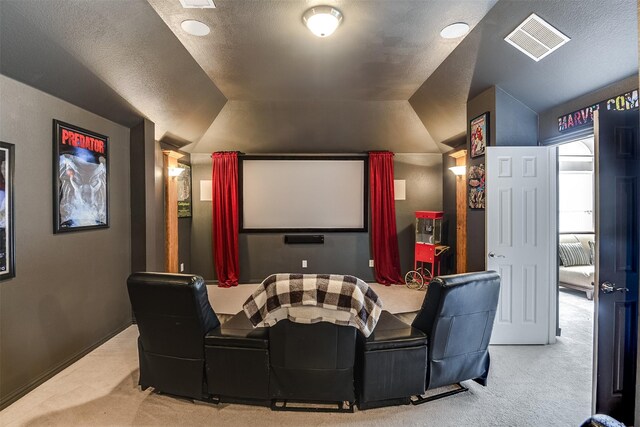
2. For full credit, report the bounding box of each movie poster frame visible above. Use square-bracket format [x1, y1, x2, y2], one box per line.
[0, 141, 15, 281]
[470, 112, 489, 158]
[468, 163, 485, 210]
[177, 162, 192, 218]
[52, 120, 109, 234]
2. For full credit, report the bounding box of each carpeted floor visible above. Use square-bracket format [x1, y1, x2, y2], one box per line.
[0, 289, 593, 427]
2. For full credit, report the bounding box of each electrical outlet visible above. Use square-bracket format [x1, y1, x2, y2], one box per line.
[180, 263, 184, 272]
[369, 259, 374, 267]
[302, 260, 308, 268]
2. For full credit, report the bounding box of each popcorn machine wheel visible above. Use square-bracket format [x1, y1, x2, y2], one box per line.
[405, 211, 449, 290]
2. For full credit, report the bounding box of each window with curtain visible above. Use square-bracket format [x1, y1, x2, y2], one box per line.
[558, 137, 594, 233]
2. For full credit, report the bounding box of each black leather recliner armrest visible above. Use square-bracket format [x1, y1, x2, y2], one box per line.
[205, 312, 268, 349]
[362, 311, 427, 350]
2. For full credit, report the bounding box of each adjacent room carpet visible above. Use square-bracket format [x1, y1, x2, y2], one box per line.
[0, 289, 593, 427]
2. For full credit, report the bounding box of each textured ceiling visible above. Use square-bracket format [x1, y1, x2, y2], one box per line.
[148, 0, 497, 101]
[410, 0, 639, 144]
[0, 0, 636, 153]
[187, 100, 443, 154]
[0, 0, 227, 143]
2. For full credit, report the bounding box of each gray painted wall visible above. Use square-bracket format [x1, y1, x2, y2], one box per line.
[465, 85, 539, 272]
[130, 119, 163, 272]
[394, 154, 443, 276]
[178, 219, 191, 273]
[495, 86, 538, 147]
[190, 155, 215, 280]
[466, 87, 495, 272]
[189, 153, 442, 283]
[0, 75, 132, 407]
[538, 75, 637, 143]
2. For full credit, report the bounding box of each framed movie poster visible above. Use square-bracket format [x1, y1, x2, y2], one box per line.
[468, 164, 485, 209]
[177, 163, 192, 218]
[0, 141, 15, 281]
[53, 120, 109, 233]
[470, 112, 489, 158]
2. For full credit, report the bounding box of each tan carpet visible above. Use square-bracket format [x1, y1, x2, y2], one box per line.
[0, 290, 593, 427]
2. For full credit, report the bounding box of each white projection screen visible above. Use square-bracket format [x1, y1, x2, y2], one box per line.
[241, 157, 367, 231]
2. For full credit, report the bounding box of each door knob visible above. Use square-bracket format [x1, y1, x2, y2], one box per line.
[600, 281, 628, 294]
[488, 252, 505, 258]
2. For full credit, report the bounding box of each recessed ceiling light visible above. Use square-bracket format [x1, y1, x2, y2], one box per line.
[181, 19, 210, 36]
[440, 22, 470, 39]
[179, 0, 215, 8]
[303, 6, 343, 38]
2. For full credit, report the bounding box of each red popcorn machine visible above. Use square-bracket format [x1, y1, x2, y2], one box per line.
[405, 211, 449, 290]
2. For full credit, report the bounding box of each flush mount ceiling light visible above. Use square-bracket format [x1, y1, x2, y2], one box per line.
[303, 6, 343, 37]
[179, 0, 215, 8]
[440, 22, 470, 39]
[504, 13, 570, 62]
[181, 19, 210, 36]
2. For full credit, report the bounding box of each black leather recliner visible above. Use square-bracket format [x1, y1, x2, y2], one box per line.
[412, 271, 501, 396]
[356, 270, 500, 408]
[128, 272, 270, 403]
[127, 272, 220, 400]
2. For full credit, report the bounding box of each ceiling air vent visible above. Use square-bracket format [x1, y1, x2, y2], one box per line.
[504, 13, 570, 62]
[179, 0, 215, 8]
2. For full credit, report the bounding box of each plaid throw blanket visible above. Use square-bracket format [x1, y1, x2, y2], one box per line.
[243, 273, 383, 337]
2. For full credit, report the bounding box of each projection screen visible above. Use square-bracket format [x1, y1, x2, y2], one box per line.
[241, 157, 367, 231]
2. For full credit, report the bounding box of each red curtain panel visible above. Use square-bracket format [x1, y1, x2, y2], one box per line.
[211, 152, 239, 287]
[369, 152, 403, 285]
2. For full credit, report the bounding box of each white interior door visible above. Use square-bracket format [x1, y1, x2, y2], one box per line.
[487, 146, 557, 344]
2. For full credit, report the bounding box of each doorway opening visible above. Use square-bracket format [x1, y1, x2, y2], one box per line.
[556, 135, 595, 396]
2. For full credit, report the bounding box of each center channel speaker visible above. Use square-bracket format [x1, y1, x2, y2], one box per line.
[284, 235, 325, 244]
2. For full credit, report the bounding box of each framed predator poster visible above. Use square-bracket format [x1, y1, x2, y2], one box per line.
[53, 120, 109, 233]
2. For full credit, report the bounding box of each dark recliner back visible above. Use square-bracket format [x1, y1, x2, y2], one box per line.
[411, 271, 500, 390]
[268, 320, 357, 402]
[127, 272, 220, 399]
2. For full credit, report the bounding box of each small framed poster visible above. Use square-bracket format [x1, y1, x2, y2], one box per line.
[177, 163, 192, 218]
[53, 120, 109, 233]
[470, 112, 489, 158]
[468, 164, 485, 209]
[0, 141, 15, 281]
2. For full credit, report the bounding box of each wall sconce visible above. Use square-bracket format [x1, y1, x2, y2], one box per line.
[168, 166, 185, 177]
[448, 165, 466, 176]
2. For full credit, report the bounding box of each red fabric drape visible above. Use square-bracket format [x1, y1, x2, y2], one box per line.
[212, 152, 239, 287]
[369, 152, 403, 285]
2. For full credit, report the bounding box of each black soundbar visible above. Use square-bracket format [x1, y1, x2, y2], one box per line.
[284, 235, 325, 244]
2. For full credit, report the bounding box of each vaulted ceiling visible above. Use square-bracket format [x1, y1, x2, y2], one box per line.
[1, 0, 637, 154]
